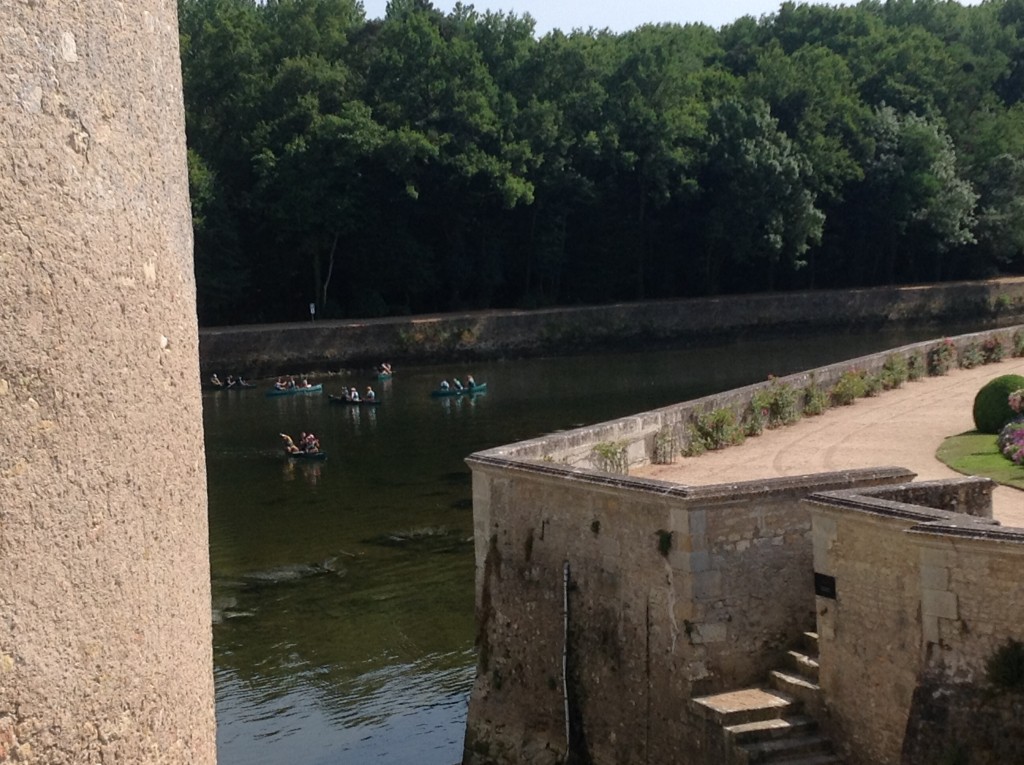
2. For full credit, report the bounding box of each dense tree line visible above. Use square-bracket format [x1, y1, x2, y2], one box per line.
[179, 0, 1024, 325]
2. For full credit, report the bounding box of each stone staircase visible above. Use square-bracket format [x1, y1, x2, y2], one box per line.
[690, 632, 842, 765]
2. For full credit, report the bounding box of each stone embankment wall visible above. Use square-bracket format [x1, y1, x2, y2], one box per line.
[1, 4, 215, 763]
[199, 278, 1024, 377]
[807, 481, 1024, 765]
[464, 329, 1024, 765]
[464, 453, 913, 765]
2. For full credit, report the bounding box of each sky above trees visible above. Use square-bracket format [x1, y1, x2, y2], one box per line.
[359, 0, 981, 36]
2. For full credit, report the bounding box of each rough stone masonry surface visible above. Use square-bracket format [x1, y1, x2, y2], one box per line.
[635, 358, 1024, 528]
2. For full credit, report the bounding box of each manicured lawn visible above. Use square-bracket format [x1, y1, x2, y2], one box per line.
[937, 431, 1024, 490]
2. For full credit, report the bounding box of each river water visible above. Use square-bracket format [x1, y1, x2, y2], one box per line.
[204, 326, 979, 765]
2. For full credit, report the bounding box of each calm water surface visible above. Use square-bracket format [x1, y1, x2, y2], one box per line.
[204, 327, 978, 764]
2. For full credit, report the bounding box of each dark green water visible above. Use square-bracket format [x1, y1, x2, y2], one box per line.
[204, 326, 976, 765]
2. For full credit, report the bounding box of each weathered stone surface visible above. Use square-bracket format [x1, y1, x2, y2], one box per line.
[0, 2, 215, 762]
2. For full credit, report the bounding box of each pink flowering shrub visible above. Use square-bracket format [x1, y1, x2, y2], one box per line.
[1010, 388, 1024, 416]
[998, 421, 1024, 464]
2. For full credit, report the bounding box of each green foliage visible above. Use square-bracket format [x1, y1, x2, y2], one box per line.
[687, 408, 743, 454]
[863, 373, 885, 397]
[881, 353, 909, 389]
[1014, 329, 1024, 358]
[958, 341, 984, 369]
[652, 426, 678, 465]
[986, 638, 1024, 692]
[982, 335, 1006, 363]
[758, 377, 801, 428]
[656, 529, 673, 557]
[830, 370, 868, 406]
[972, 374, 1024, 434]
[937, 432, 1024, 491]
[803, 375, 829, 416]
[177, 0, 1024, 324]
[745, 392, 768, 437]
[908, 350, 927, 380]
[928, 339, 957, 375]
[592, 440, 629, 474]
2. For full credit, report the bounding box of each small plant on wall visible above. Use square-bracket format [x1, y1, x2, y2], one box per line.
[982, 335, 1005, 364]
[986, 638, 1024, 691]
[1013, 329, 1024, 358]
[652, 425, 678, 465]
[760, 376, 800, 428]
[803, 374, 829, 416]
[687, 407, 743, 454]
[592, 440, 629, 475]
[830, 370, 867, 405]
[655, 529, 673, 557]
[881, 354, 909, 389]
[928, 338, 957, 375]
[908, 350, 926, 380]
[958, 340, 984, 369]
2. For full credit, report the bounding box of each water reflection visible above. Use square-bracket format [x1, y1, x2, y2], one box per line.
[282, 459, 324, 485]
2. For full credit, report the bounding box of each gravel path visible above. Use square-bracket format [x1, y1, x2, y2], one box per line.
[633, 358, 1024, 528]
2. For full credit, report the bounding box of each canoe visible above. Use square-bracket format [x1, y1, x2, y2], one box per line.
[266, 384, 323, 397]
[329, 395, 381, 406]
[430, 382, 487, 397]
[285, 450, 327, 460]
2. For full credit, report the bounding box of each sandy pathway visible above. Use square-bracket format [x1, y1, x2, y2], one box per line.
[634, 358, 1024, 528]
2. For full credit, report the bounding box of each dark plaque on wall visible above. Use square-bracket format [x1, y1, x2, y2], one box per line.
[814, 572, 837, 599]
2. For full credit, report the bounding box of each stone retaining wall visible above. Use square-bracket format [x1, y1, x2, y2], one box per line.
[807, 479, 1024, 765]
[199, 279, 1024, 378]
[463, 456, 913, 765]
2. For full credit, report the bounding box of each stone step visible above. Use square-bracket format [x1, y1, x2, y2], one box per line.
[690, 687, 796, 726]
[724, 715, 817, 746]
[768, 670, 821, 709]
[801, 631, 819, 656]
[785, 650, 820, 682]
[740, 734, 835, 764]
[766, 755, 842, 765]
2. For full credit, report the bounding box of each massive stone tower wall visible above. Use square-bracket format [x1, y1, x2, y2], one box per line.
[1, 3, 216, 762]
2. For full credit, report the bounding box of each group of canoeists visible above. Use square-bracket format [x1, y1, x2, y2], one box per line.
[274, 376, 317, 391]
[335, 385, 377, 402]
[438, 374, 477, 392]
[209, 373, 253, 388]
[280, 431, 321, 455]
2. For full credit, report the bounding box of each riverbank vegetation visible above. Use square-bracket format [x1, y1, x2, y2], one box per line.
[179, 0, 1024, 326]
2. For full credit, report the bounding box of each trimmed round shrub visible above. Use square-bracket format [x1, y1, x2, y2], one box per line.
[972, 374, 1024, 434]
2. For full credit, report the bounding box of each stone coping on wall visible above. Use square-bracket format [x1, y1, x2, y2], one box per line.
[468, 451, 914, 504]
[806, 478, 1024, 548]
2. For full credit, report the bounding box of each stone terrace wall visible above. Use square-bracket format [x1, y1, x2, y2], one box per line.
[483, 325, 1024, 472]
[807, 479, 1024, 765]
[463, 456, 912, 765]
[199, 280, 1024, 377]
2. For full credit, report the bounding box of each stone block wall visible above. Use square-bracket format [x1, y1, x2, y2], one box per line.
[464, 455, 913, 765]
[807, 479, 1024, 765]
[199, 282, 1024, 377]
